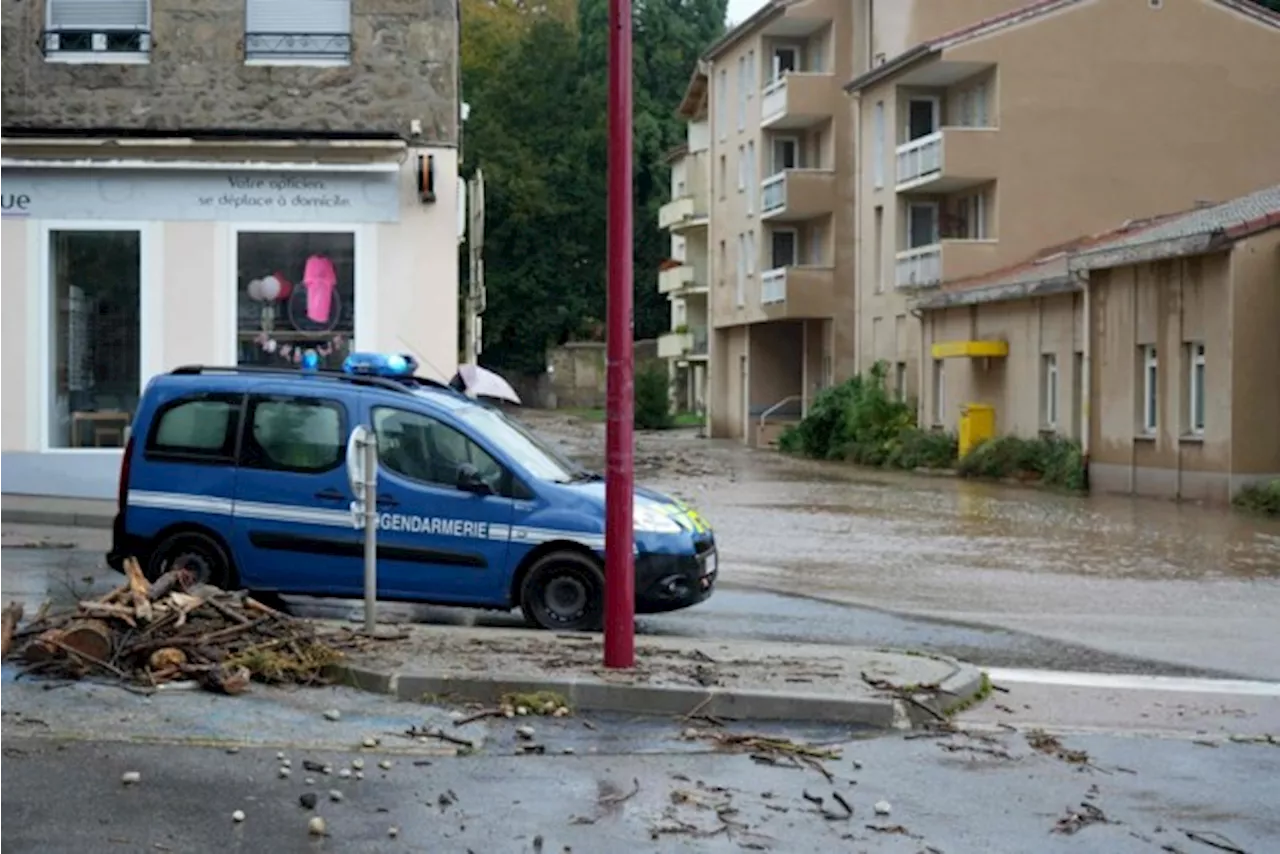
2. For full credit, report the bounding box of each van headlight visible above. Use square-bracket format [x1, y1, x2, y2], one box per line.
[634, 503, 683, 534]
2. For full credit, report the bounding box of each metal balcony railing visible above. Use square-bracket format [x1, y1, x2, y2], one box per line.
[244, 32, 352, 61]
[896, 132, 943, 186]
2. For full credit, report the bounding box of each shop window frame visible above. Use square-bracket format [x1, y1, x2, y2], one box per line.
[227, 222, 373, 373]
[36, 220, 159, 455]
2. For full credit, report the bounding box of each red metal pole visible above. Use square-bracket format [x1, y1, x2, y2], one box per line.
[603, 0, 635, 669]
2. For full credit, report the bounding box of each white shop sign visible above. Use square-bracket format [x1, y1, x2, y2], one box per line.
[1, 168, 400, 223]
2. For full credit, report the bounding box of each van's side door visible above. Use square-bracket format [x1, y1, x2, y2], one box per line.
[366, 404, 514, 605]
[230, 386, 363, 594]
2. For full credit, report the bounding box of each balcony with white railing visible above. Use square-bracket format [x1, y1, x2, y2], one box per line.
[895, 245, 942, 289]
[895, 240, 1001, 290]
[759, 169, 836, 222]
[895, 127, 999, 193]
[758, 266, 836, 318]
[658, 325, 709, 359]
[658, 264, 703, 295]
[760, 71, 836, 129]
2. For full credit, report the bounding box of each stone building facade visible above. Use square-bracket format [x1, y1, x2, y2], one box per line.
[1, 0, 462, 500]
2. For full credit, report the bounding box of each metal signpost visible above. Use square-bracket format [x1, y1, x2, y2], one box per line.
[347, 425, 380, 635]
[604, 0, 636, 669]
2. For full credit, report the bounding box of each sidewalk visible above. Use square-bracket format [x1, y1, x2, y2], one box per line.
[2, 494, 114, 529]
[329, 624, 987, 728]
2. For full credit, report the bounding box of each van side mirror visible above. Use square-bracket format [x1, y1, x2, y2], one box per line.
[456, 463, 493, 495]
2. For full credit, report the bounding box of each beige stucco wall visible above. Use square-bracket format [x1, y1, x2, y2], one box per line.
[0, 147, 458, 498]
[1227, 228, 1280, 478]
[854, 0, 1280, 424]
[922, 293, 1084, 437]
[1089, 253, 1238, 502]
[710, 325, 749, 439]
[1, 218, 31, 451]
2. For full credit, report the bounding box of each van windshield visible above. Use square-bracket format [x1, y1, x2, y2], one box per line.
[455, 406, 586, 483]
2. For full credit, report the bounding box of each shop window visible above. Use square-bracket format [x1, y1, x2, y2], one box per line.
[372, 407, 504, 494]
[146, 394, 242, 462]
[48, 230, 141, 449]
[244, 396, 344, 473]
[236, 231, 355, 371]
[244, 0, 351, 64]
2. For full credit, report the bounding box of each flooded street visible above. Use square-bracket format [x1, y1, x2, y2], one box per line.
[521, 411, 1280, 679]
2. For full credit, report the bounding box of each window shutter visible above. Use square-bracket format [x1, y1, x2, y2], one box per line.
[48, 0, 149, 30]
[246, 0, 350, 34]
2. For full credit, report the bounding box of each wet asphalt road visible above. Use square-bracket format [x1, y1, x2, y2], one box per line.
[0, 540, 1236, 678]
[5, 719, 1278, 854]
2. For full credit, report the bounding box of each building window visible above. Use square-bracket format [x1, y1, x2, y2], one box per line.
[372, 407, 505, 494]
[746, 50, 755, 99]
[746, 231, 756, 276]
[718, 239, 727, 285]
[1186, 342, 1205, 435]
[873, 205, 884, 293]
[146, 395, 242, 462]
[1040, 353, 1059, 430]
[735, 234, 746, 306]
[44, 0, 151, 61]
[932, 359, 946, 425]
[746, 141, 756, 214]
[717, 69, 727, 140]
[244, 395, 345, 473]
[894, 361, 907, 402]
[245, 0, 352, 64]
[1140, 345, 1158, 434]
[236, 231, 356, 371]
[737, 145, 746, 192]
[48, 230, 142, 449]
[872, 101, 885, 188]
[718, 155, 727, 199]
[737, 56, 747, 131]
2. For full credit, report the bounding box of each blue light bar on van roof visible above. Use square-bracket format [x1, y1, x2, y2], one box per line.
[342, 351, 419, 378]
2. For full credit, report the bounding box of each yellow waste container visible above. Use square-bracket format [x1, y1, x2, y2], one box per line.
[958, 403, 996, 458]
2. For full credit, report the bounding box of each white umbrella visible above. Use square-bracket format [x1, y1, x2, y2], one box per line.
[451, 364, 522, 405]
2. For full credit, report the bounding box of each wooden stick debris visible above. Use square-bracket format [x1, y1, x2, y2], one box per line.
[7, 555, 344, 694]
[2, 602, 24, 658]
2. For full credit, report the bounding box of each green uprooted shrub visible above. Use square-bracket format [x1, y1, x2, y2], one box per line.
[955, 434, 1086, 491]
[777, 362, 957, 470]
[1233, 480, 1280, 516]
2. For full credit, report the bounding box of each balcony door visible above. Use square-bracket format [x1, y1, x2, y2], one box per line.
[770, 228, 797, 269]
[906, 97, 940, 141]
[771, 137, 799, 173]
[907, 203, 939, 249]
[771, 45, 799, 81]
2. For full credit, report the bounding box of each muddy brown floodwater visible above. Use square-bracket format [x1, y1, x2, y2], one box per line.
[518, 410, 1280, 679]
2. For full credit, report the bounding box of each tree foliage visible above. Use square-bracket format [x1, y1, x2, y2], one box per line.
[462, 0, 726, 375]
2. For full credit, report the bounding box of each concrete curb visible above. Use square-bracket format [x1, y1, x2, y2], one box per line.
[328, 654, 990, 729]
[3, 508, 114, 529]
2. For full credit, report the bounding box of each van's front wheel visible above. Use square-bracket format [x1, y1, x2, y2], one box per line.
[148, 531, 234, 589]
[520, 552, 604, 632]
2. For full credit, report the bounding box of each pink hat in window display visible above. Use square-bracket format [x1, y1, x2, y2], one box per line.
[302, 254, 338, 324]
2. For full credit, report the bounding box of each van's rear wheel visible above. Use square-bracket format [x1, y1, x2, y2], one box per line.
[520, 552, 604, 632]
[148, 531, 234, 589]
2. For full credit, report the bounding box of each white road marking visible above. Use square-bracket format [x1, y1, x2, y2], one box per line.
[984, 667, 1280, 697]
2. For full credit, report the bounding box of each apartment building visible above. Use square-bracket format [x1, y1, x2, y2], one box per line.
[915, 184, 1280, 504]
[658, 65, 712, 416]
[847, 0, 1280, 427]
[1, 0, 460, 499]
[701, 0, 854, 444]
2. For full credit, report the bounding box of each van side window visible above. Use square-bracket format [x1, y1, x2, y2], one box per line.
[371, 407, 504, 494]
[243, 396, 345, 473]
[145, 394, 242, 462]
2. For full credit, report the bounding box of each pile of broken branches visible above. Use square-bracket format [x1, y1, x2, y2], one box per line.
[3, 558, 342, 694]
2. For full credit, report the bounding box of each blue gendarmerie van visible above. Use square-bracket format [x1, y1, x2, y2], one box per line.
[107, 353, 717, 630]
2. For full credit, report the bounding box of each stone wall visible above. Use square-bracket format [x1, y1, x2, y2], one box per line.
[1, 0, 458, 142]
[542, 341, 660, 410]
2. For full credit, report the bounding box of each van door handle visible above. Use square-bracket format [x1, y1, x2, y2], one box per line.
[314, 488, 346, 502]
[377, 494, 399, 508]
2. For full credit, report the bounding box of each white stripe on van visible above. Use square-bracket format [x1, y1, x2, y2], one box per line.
[126, 490, 606, 551]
